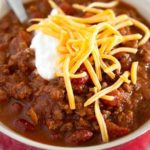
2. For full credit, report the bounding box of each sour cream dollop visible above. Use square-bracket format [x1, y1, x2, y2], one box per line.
[30, 9, 59, 80]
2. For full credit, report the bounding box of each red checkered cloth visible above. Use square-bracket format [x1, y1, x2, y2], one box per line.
[0, 131, 150, 150]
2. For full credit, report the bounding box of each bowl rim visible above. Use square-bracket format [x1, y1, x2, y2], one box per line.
[0, 121, 150, 150]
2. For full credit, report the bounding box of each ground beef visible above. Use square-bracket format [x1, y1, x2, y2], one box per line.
[139, 41, 150, 63]
[117, 111, 134, 128]
[5, 82, 32, 100]
[0, 44, 8, 65]
[8, 49, 35, 73]
[29, 78, 65, 123]
[10, 102, 23, 114]
[9, 31, 31, 55]
[0, 88, 8, 102]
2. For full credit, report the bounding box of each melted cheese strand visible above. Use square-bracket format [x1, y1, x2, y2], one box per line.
[84, 71, 130, 107]
[131, 62, 139, 84]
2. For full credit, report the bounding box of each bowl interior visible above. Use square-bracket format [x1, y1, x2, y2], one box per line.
[0, 0, 150, 149]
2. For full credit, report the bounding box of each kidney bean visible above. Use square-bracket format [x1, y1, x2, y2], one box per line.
[87, 115, 97, 121]
[78, 64, 88, 72]
[71, 75, 89, 85]
[15, 119, 35, 131]
[106, 121, 129, 140]
[73, 84, 88, 94]
[66, 130, 93, 145]
[71, 65, 90, 94]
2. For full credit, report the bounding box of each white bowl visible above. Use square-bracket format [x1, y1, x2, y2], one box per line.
[0, 0, 150, 149]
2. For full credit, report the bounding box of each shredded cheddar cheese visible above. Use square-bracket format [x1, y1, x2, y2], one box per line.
[84, 71, 130, 107]
[94, 87, 109, 143]
[131, 62, 139, 84]
[73, 4, 103, 14]
[86, 1, 119, 9]
[123, 34, 142, 42]
[70, 10, 116, 24]
[89, 88, 114, 101]
[63, 56, 75, 110]
[110, 47, 138, 55]
[84, 60, 101, 91]
[28, 0, 150, 144]
[130, 18, 150, 46]
[48, 0, 65, 14]
[115, 20, 133, 30]
[95, 100, 109, 143]
[56, 72, 87, 79]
